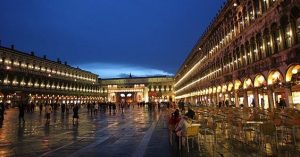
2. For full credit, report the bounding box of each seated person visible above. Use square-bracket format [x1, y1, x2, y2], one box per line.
[185, 107, 195, 119]
[169, 109, 181, 131]
[175, 116, 191, 137]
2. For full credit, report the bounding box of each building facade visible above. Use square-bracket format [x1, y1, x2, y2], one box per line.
[175, 0, 300, 109]
[100, 76, 174, 103]
[0, 46, 101, 105]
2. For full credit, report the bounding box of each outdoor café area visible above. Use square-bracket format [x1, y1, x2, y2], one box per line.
[167, 106, 300, 156]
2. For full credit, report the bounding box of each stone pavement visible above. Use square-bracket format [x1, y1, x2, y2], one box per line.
[0, 107, 299, 157]
[0, 107, 171, 157]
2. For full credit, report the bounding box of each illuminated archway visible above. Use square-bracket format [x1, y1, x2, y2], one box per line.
[254, 74, 267, 87]
[205, 88, 209, 95]
[217, 85, 222, 93]
[286, 64, 300, 82]
[243, 78, 253, 89]
[267, 70, 284, 85]
[227, 82, 234, 92]
[209, 87, 213, 94]
[222, 84, 227, 93]
[213, 86, 217, 94]
[234, 80, 242, 90]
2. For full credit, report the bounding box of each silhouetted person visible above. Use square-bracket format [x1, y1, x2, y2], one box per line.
[61, 103, 66, 114]
[279, 98, 286, 109]
[73, 104, 79, 124]
[45, 104, 52, 125]
[39, 103, 43, 115]
[0, 102, 5, 121]
[19, 103, 25, 123]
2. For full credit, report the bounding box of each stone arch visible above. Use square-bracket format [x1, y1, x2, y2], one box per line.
[227, 82, 234, 92]
[222, 84, 227, 93]
[217, 85, 222, 93]
[286, 64, 300, 82]
[212, 86, 217, 94]
[254, 74, 267, 87]
[243, 77, 253, 89]
[234, 80, 242, 90]
[267, 69, 284, 85]
[209, 87, 213, 94]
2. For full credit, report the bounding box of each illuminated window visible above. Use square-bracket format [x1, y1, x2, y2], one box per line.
[271, 24, 282, 53]
[52, 69, 56, 74]
[284, 23, 292, 48]
[262, 0, 268, 13]
[256, 34, 263, 60]
[254, 0, 260, 17]
[4, 59, 11, 65]
[34, 65, 40, 71]
[264, 29, 273, 56]
[28, 64, 33, 69]
[13, 61, 20, 67]
[296, 18, 300, 43]
[41, 67, 46, 72]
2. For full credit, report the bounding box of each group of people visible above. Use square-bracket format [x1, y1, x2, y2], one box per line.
[168, 106, 196, 141]
[17, 102, 80, 125]
[87, 102, 117, 116]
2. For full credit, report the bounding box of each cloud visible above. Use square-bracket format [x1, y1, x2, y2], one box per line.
[76, 62, 174, 78]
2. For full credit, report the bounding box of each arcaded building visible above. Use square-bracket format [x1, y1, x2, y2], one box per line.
[175, 0, 300, 109]
[0, 46, 101, 105]
[100, 76, 174, 103]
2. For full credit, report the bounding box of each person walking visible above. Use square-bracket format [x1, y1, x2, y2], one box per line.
[73, 104, 79, 124]
[113, 103, 116, 114]
[279, 98, 287, 109]
[90, 103, 94, 116]
[0, 101, 5, 121]
[19, 102, 25, 123]
[94, 103, 98, 116]
[39, 103, 43, 115]
[61, 103, 66, 115]
[45, 103, 52, 125]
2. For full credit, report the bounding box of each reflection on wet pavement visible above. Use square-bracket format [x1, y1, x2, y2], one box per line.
[0, 107, 160, 157]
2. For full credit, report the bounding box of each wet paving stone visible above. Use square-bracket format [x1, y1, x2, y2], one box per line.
[1, 107, 298, 157]
[0, 107, 166, 157]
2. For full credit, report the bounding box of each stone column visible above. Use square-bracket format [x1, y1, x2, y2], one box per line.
[235, 91, 239, 107]
[243, 91, 248, 107]
[254, 89, 259, 108]
[284, 87, 293, 108]
[267, 89, 274, 109]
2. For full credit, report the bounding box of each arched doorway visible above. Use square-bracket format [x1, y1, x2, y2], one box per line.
[254, 74, 269, 109]
[267, 70, 285, 108]
[286, 64, 300, 109]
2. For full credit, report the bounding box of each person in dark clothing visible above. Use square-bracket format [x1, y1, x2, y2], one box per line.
[112, 103, 116, 114]
[109, 103, 112, 113]
[0, 102, 5, 121]
[185, 107, 195, 119]
[39, 103, 43, 115]
[61, 103, 66, 114]
[279, 98, 287, 109]
[218, 102, 222, 108]
[87, 103, 90, 113]
[178, 100, 185, 112]
[19, 103, 25, 123]
[73, 104, 79, 124]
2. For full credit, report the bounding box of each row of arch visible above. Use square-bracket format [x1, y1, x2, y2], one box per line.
[0, 74, 103, 94]
[190, 64, 300, 96]
[176, 11, 300, 93]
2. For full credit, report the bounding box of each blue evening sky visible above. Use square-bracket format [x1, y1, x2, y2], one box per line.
[0, 0, 226, 78]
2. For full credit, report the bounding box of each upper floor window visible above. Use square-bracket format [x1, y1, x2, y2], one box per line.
[296, 18, 300, 43]
[262, 0, 269, 13]
[284, 23, 292, 48]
